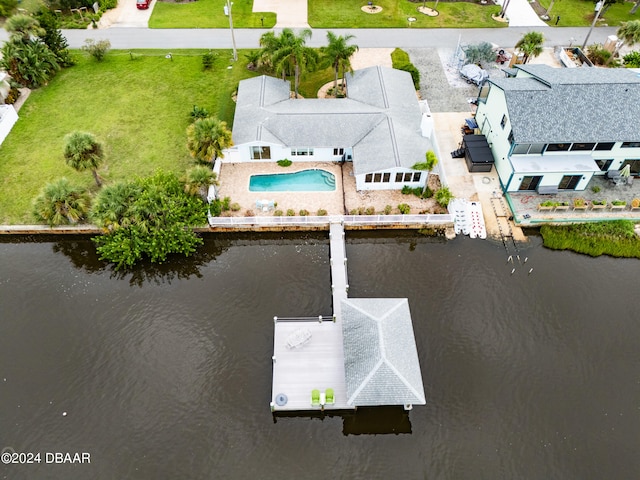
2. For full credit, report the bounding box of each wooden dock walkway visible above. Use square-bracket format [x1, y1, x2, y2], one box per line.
[329, 221, 348, 321]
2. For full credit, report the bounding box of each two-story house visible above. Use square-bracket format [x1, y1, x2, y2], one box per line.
[221, 66, 436, 191]
[475, 64, 640, 193]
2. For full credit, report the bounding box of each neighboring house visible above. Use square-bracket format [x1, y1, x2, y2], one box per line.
[223, 66, 436, 191]
[475, 64, 640, 193]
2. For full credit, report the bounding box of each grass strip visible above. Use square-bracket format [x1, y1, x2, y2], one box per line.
[540, 220, 640, 258]
[149, 0, 276, 28]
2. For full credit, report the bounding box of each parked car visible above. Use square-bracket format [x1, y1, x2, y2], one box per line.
[136, 0, 150, 9]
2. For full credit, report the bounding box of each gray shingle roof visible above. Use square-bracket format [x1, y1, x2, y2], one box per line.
[341, 298, 426, 407]
[232, 67, 433, 174]
[488, 65, 640, 143]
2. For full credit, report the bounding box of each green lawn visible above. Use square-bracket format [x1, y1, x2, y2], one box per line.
[0, 50, 258, 224]
[149, 0, 276, 28]
[538, 0, 638, 27]
[308, 0, 504, 28]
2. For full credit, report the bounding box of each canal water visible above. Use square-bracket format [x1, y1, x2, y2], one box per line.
[0, 233, 638, 479]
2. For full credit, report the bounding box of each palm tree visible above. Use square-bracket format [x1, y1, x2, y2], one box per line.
[90, 181, 142, 231]
[515, 31, 544, 64]
[611, 20, 640, 62]
[186, 117, 233, 164]
[5, 14, 45, 42]
[322, 32, 359, 97]
[64, 132, 105, 187]
[269, 28, 319, 98]
[32, 178, 90, 226]
[184, 166, 218, 201]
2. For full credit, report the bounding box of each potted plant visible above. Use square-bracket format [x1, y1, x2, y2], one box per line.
[555, 201, 570, 211]
[537, 200, 555, 211]
[631, 198, 640, 210]
[573, 198, 587, 210]
[610, 200, 627, 210]
[591, 199, 606, 210]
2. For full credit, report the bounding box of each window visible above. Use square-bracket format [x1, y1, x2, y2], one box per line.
[251, 146, 271, 160]
[383, 173, 390, 182]
[500, 114, 507, 129]
[558, 175, 581, 190]
[478, 84, 490, 103]
[570, 143, 595, 151]
[404, 173, 413, 182]
[374, 173, 382, 183]
[333, 148, 344, 156]
[594, 142, 615, 151]
[529, 143, 545, 154]
[595, 159, 613, 171]
[395, 173, 403, 182]
[518, 176, 542, 191]
[621, 142, 640, 148]
[291, 148, 313, 156]
[620, 159, 640, 175]
[546, 143, 570, 152]
[365, 174, 373, 183]
[512, 144, 530, 155]
[413, 172, 421, 182]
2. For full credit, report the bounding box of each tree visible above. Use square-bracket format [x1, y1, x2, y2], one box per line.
[34, 8, 74, 67]
[0, 0, 18, 18]
[0, 14, 59, 88]
[5, 14, 44, 41]
[515, 31, 544, 64]
[262, 28, 319, 98]
[186, 117, 232, 164]
[91, 172, 208, 269]
[82, 38, 111, 61]
[184, 166, 218, 201]
[613, 20, 640, 59]
[322, 32, 358, 96]
[63, 131, 105, 187]
[259, 29, 295, 77]
[32, 178, 90, 226]
[463, 42, 495, 65]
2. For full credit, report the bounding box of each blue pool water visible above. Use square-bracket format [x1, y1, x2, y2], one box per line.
[249, 169, 336, 192]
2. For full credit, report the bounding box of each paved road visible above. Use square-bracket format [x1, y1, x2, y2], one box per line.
[0, 26, 618, 50]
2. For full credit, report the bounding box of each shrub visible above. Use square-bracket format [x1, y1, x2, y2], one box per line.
[221, 196, 231, 211]
[277, 159, 292, 167]
[202, 51, 216, 70]
[573, 198, 586, 207]
[245, 209, 255, 217]
[398, 203, 411, 214]
[384, 205, 392, 215]
[422, 186, 433, 198]
[540, 221, 640, 258]
[190, 105, 210, 122]
[209, 199, 222, 216]
[365, 206, 375, 215]
[286, 208, 296, 216]
[591, 185, 601, 193]
[349, 208, 358, 215]
[397, 63, 420, 90]
[0, 0, 18, 17]
[623, 51, 640, 68]
[317, 209, 327, 216]
[586, 44, 618, 67]
[592, 199, 606, 206]
[611, 200, 626, 206]
[299, 209, 309, 216]
[391, 48, 420, 90]
[230, 202, 241, 211]
[463, 42, 496, 65]
[82, 38, 111, 61]
[274, 209, 283, 216]
[435, 187, 454, 207]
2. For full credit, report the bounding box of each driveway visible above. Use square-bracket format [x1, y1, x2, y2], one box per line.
[98, 0, 155, 28]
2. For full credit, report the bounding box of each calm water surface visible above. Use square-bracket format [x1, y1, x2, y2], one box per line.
[0, 233, 638, 479]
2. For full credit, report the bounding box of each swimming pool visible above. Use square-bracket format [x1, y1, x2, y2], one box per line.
[249, 169, 336, 192]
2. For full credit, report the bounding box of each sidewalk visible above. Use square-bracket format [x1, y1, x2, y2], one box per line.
[253, 0, 309, 28]
[499, 0, 548, 27]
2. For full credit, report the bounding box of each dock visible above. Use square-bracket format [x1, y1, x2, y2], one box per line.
[270, 221, 351, 412]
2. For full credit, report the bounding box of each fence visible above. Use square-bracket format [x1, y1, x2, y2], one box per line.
[207, 214, 453, 227]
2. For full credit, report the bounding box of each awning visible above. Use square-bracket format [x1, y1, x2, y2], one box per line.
[510, 154, 600, 173]
[463, 134, 494, 164]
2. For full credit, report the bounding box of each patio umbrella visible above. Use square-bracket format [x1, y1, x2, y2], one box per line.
[620, 164, 631, 178]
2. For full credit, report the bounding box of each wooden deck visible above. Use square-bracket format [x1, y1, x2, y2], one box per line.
[270, 222, 353, 412]
[270, 318, 351, 412]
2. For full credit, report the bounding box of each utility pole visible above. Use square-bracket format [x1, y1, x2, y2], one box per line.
[581, 1, 603, 50]
[226, 0, 238, 61]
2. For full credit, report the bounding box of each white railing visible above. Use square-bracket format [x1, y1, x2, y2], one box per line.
[207, 214, 453, 227]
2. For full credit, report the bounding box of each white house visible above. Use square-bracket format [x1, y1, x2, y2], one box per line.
[223, 66, 436, 191]
[474, 64, 640, 193]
